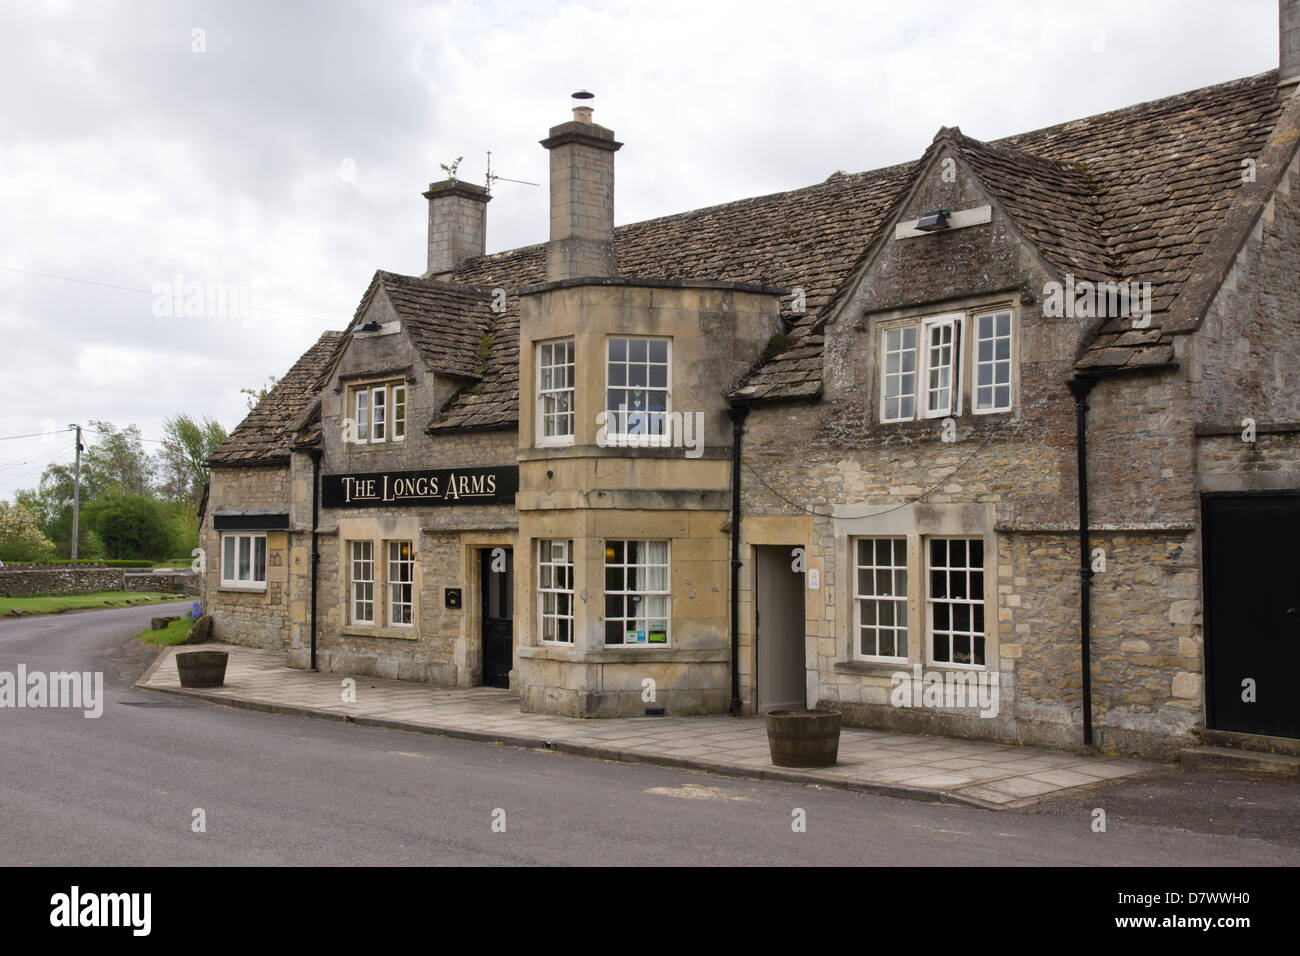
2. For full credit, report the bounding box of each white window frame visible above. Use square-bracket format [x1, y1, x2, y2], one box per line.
[921, 313, 963, 419]
[925, 537, 986, 668]
[853, 537, 908, 662]
[350, 380, 406, 445]
[387, 540, 414, 627]
[392, 384, 406, 441]
[220, 533, 267, 589]
[604, 336, 672, 445]
[603, 539, 671, 647]
[879, 308, 1020, 424]
[972, 310, 1013, 414]
[537, 539, 575, 644]
[536, 339, 576, 447]
[371, 386, 387, 442]
[350, 540, 374, 624]
[880, 325, 919, 423]
[354, 389, 370, 442]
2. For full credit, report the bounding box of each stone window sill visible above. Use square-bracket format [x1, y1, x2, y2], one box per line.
[518, 645, 727, 664]
[341, 626, 418, 641]
[217, 585, 267, 595]
[833, 659, 992, 677]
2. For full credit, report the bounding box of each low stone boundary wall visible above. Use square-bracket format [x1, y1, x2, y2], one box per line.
[0, 567, 200, 598]
[125, 571, 201, 596]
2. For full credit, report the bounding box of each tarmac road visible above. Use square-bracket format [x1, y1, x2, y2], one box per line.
[1, 603, 1296, 867]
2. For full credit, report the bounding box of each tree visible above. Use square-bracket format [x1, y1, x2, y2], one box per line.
[240, 375, 279, 411]
[0, 501, 57, 562]
[14, 467, 95, 558]
[81, 494, 176, 560]
[158, 414, 228, 505]
[83, 420, 154, 496]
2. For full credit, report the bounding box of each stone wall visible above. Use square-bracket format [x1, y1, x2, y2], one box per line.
[125, 571, 200, 595]
[0, 567, 198, 598]
[736, 145, 1222, 758]
[0, 567, 126, 598]
[199, 465, 293, 651]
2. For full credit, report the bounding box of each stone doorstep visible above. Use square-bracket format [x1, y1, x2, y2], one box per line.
[1180, 746, 1300, 776]
[138, 645, 1155, 811]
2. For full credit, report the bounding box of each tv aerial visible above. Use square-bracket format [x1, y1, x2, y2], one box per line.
[485, 151, 538, 194]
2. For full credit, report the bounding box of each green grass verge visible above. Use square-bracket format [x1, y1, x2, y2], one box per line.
[0, 591, 188, 617]
[137, 617, 193, 646]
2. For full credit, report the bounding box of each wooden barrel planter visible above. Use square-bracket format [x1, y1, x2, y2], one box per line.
[765, 709, 842, 768]
[176, 651, 228, 689]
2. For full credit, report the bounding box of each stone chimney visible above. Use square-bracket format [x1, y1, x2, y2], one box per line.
[1283, 0, 1300, 90]
[540, 99, 622, 281]
[422, 179, 490, 278]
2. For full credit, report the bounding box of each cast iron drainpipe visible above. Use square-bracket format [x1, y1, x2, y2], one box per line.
[1066, 363, 1178, 748]
[726, 403, 750, 714]
[1065, 378, 1096, 747]
[307, 447, 322, 672]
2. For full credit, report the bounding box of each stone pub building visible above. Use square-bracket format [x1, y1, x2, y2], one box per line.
[201, 2, 1300, 759]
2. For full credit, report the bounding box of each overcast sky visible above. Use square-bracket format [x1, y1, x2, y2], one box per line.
[0, 0, 1283, 501]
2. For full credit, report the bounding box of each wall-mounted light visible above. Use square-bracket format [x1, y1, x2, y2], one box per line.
[915, 210, 950, 231]
[356, 321, 382, 334]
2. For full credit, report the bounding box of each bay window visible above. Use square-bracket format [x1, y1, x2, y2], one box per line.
[538, 539, 574, 643]
[606, 337, 670, 441]
[537, 339, 575, 444]
[604, 539, 670, 646]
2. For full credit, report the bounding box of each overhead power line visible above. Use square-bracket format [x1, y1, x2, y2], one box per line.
[0, 264, 336, 323]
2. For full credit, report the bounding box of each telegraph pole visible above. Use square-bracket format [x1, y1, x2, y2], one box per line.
[69, 424, 83, 561]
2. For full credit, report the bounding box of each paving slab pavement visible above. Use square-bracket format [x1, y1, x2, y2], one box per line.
[137, 643, 1159, 810]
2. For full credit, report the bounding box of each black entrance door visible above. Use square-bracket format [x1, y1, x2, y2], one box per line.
[1203, 493, 1300, 738]
[480, 547, 513, 689]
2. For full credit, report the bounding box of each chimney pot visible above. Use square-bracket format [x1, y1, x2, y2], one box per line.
[573, 106, 594, 123]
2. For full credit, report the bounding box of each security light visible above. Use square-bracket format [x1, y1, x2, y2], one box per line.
[915, 210, 950, 231]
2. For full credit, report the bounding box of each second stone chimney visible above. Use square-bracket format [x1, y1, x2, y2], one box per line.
[1283, 0, 1300, 90]
[541, 98, 622, 281]
[423, 179, 491, 278]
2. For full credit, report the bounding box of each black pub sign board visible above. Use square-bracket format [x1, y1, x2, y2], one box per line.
[322, 466, 518, 508]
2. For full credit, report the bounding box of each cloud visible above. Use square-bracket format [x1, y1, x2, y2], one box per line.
[0, 0, 1281, 500]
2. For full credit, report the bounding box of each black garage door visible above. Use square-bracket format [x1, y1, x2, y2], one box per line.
[1202, 493, 1300, 738]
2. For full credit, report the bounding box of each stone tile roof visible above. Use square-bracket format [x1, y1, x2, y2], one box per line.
[996, 70, 1288, 370]
[371, 271, 498, 380]
[209, 331, 345, 465]
[744, 70, 1288, 389]
[433, 161, 917, 427]
[219, 70, 1295, 450]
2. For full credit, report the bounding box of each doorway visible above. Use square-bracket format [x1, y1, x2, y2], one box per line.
[755, 545, 807, 713]
[1202, 493, 1300, 738]
[480, 547, 513, 689]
